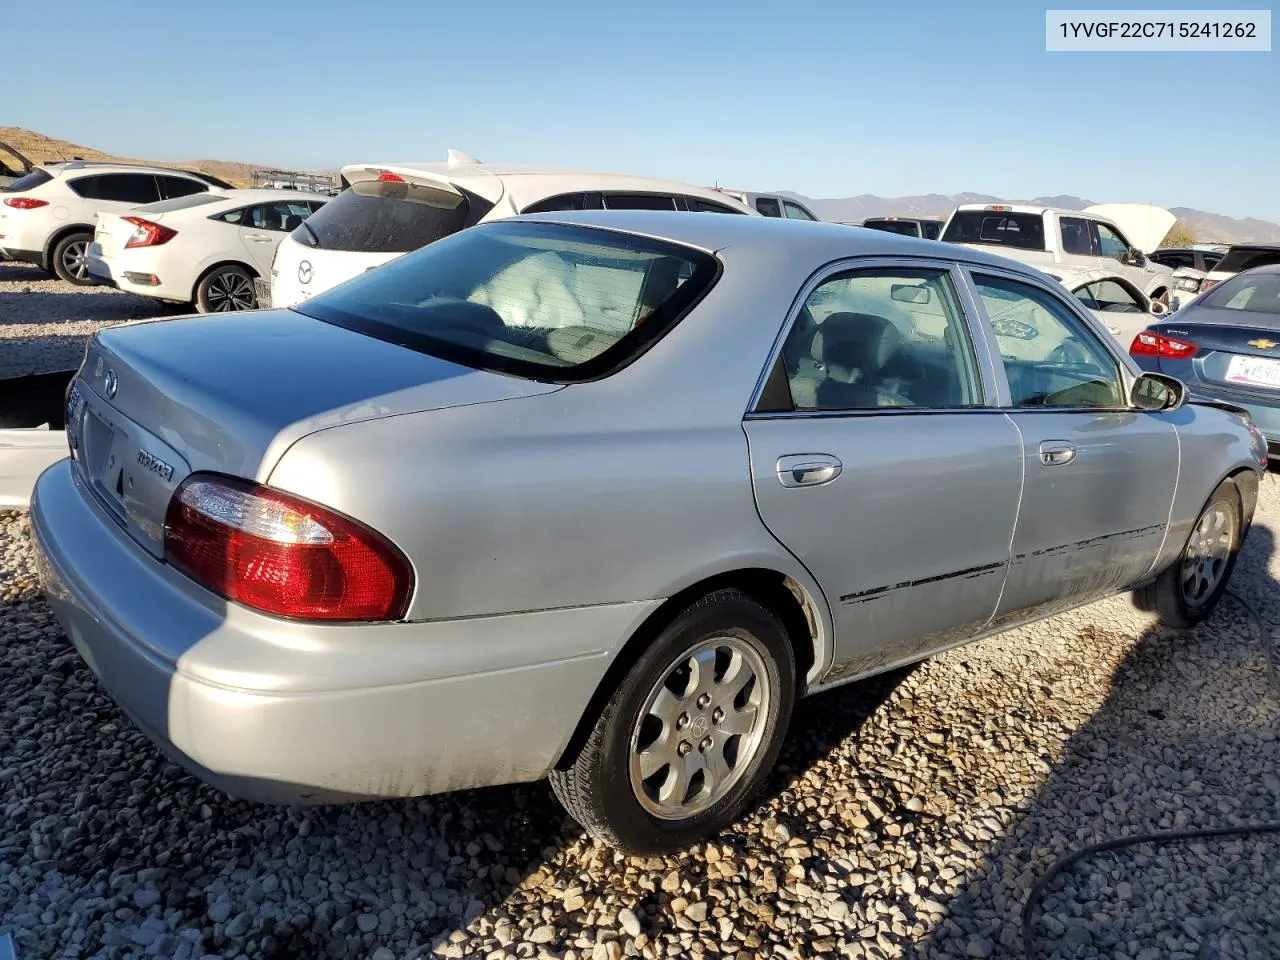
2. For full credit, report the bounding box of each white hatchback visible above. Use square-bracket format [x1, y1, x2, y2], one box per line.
[87, 189, 327, 311]
[266, 151, 756, 308]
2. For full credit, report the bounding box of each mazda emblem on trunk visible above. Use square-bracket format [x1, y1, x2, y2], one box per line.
[298, 260, 313, 284]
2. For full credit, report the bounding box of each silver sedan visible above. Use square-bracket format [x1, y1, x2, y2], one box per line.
[30, 212, 1267, 853]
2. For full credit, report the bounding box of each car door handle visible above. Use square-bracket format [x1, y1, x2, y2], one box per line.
[1039, 441, 1077, 466]
[776, 454, 842, 487]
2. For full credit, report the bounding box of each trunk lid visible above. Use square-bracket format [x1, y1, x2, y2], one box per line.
[69, 310, 562, 556]
[93, 212, 136, 261]
[1156, 313, 1280, 391]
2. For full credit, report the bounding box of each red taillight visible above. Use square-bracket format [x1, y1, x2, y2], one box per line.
[3, 197, 49, 209]
[1130, 330, 1198, 359]
[376, 170, 406, 183]
[163, 475, 412, 622]
[122, 216, 177, 249]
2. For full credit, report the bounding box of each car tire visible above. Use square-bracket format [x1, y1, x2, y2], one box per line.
[195, 265, 257, 313]
[550, 588, 796, 854]
[1134, 481, 1241, 629]
[51, 231, 95, 285]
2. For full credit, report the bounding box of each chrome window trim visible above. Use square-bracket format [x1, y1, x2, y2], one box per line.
[744, 255, 1005, 418]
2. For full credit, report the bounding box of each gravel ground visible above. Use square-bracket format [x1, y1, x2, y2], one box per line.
[1, 480, 1278, 959]
[0, 261, 180, 378]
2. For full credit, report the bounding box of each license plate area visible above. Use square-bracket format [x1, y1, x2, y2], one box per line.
[1225, 354, 1280, 390]
[81, 407, 128, 519]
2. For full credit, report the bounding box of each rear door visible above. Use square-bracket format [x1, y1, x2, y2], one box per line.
[69, 173, 162, 219]
[964, 267, 1178, 626]
[744, 258, 1023, 682]
[238, 200, 314, 275]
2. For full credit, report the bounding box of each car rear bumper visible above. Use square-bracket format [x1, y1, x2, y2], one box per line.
[30, 460, 658, 803]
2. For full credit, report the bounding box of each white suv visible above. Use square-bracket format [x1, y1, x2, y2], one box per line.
[266, 151, 756, 308]
[0, 161, 233, 284]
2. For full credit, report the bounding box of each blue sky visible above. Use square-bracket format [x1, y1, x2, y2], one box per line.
[6, 0, 1277, 219]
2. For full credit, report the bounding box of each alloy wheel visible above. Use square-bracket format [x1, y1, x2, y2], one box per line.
[629, 636, 770, 820]
[61, 240, 90, 281]
[207, 271, 256, 311]
[1181, 503, 1233, 606]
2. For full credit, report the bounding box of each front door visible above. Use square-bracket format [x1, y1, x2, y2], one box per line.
[965, 269, 1179, 626]
[745, 261, 1023, 682]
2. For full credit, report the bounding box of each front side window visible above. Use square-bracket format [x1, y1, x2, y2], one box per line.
[920, 221, 941, 240]
[782, 201, 816, 221]
[1059, 216, 1093, 256]
[775, 267, 982, 411]
[974, 274, 1124, 408]
[70, 173, 161, 204]
[755, 198, 783, 217]
[941, 212, 1046, 251]
[1093, 221, 1131, 260]
[1202, 273, 1280, 314]
[294, 221, 718, 381]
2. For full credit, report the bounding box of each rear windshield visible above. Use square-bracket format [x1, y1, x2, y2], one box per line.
[290, 178, 488, 253]
[1215, 247, 1280, 275]
[941, 211, 1046, 250]
[294, 221, 719, 382]
[2, 168, 52, 193]
[863, 220, 920, 237]
[1202, 272, 1280, 314]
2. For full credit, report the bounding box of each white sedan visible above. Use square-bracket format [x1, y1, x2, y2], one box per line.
[87, 189, 327, 312]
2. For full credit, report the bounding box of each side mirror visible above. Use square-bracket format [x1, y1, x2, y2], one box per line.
[1150, 300, 1171, 316]
[1131, 371, 1186, 411]
[1126, 248, 1147, 267]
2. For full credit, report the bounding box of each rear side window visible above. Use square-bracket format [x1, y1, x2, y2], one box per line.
[141, 193, 224, 214]
[292, 179, 486, 253]
[2, 168, 53, 193]
[755, 198, 783, 217]
[69, 173, 161, 204]
[920, 221, 941, 240]
[685, 197, 746, 214]
[942, 212, 1046, 251]
[1059, 217, 1093, 255]
[157, 175, 207, 200]
[521, 193, 602, 213]
[295, 220, 719, 382]
[1202, 273, 1280, 314]
[1215, 247, 1280, 274]
[603, 193, 678, 211]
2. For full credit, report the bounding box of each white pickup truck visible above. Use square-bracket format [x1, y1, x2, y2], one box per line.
[940, 202, 1177, 305]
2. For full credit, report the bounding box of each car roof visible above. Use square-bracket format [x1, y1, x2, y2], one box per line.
[41, 160, 212, 179]
[338, 160, 754, 210]
[510, 210, 1057, 273]
[200, 188, 326, 205]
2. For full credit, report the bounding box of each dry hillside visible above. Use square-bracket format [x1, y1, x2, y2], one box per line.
[0, 127, 274, 187]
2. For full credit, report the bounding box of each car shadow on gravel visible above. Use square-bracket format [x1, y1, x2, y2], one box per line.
[0, 288, 182, 325]
[0, 263, 50, 283]
[903, 522, 1280, 960]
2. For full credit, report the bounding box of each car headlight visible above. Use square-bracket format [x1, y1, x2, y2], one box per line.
[1176, 277, 1201, 292]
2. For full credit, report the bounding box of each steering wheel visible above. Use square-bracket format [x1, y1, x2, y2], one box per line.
[1048, 340, 1096, 370]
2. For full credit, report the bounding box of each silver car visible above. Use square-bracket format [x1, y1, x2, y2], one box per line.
[30, 212, 1267, 853]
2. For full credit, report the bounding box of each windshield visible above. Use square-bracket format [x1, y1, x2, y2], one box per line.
[294, 221, 720, 382]
[942, 211, 1046, 250]
[1203, 272, 1280, 315]
[290, 178, 488, 253]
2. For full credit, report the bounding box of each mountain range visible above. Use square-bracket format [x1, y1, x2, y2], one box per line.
[781, 191, 1280, 245]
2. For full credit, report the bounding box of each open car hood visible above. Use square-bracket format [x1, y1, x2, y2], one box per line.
[1083, 203, 1176, 253]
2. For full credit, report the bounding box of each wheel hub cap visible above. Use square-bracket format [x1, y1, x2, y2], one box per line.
[629, 636, 770, 820]
[1181, 504, 1232, 605]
